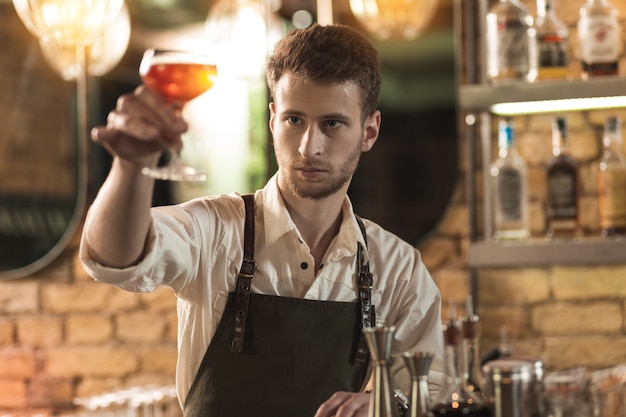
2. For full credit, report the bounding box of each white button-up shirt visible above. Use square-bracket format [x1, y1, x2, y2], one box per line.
[80, 174, 445, 404]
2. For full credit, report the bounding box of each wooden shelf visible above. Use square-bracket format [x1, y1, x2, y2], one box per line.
[468, 237, 626, 267]
[459, 76, 626, 113]
[460, 76, 626, 267]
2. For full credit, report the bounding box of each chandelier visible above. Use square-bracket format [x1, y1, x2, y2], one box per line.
[349, 0, 439, 40]
[12, 0, 125, 47]
[37, 3, 131, 81]
[12, 0, 130, 80]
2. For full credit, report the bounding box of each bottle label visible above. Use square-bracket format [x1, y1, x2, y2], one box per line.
[598, 168, 626, 228]
[496, 167, 523, 221]
[578, 15, 620, 63]
[547, 170, 577, 219]
[537, 33, 568, 68]
[487, 19, 530, 77]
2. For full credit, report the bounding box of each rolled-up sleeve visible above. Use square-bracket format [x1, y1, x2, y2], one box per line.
[79, 205, 201, 293]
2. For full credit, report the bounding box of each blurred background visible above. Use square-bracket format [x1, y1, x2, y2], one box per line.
[2, 1, 626, 416]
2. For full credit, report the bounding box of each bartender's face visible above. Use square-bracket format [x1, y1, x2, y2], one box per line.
[269, 71, 380, 200]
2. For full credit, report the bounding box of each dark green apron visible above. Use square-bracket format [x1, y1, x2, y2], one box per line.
[184, 195, 374, 417]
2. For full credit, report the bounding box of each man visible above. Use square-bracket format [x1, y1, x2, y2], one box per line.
[81, 23, 444, 417]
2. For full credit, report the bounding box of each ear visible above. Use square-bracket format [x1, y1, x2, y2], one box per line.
[268, 102, 276, 135]
[361, 110, 381, 152]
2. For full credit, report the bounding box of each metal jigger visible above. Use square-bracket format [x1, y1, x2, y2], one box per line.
[402, 351, 434, 417]
[363, 326, 400, 417]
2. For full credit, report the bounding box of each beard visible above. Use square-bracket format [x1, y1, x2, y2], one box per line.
[282, 140, 363, 200]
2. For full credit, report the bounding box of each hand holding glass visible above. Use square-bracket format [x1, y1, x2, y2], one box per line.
[139, 48, 217, 181]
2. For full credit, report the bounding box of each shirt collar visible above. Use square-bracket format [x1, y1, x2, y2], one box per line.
[260, 173, 369, 263]
[262, 173, 296, 246]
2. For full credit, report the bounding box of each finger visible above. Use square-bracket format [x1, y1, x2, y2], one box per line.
[91, 126, 159, 151]
[106, 110, 163, 144]
[107, 108, 184, 152]
[114, 92, 182, 137]
[333, 393, 369, 417]
[115, 89, 186, 151]
[90, 126, 109, 143]
[91, 126, 164, 163]
[314, 392, 347, 417]
[133, 85, 188, 132]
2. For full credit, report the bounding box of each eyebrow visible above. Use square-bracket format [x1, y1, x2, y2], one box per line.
[281, 108, 351, 122]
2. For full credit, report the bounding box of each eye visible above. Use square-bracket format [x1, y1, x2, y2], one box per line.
[287, 116, 302, 125]
[325, 120, 343, 129]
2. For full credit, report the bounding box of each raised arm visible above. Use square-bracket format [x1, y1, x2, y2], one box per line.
[83, 86, 188, 268]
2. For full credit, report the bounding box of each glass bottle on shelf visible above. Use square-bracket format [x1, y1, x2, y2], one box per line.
[598, 116, 626, 236]
[490, 118, 529, 241]
[485, 0, 537, 83]
[578, 0, 621, 79]
[535, 0, 570, 80]
[546, 116, 580, 239]
[430, 302, 491, 417]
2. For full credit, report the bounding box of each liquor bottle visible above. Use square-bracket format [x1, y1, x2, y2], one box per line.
[430, 303, 491, 417]
[485, 0, 537, 83]
[461, 296, 486, 400]
[598, 116, 626, 236]
[535, 0, 569, 80]
[546, 116, 579, 238]
[578, 0, 621, 78]
[490, 118, 529, 241]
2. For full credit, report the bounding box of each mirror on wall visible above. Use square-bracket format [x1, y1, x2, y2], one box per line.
[0, 2, 85, 280]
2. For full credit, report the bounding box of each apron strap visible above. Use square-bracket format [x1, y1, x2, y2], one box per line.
[230, 197, 375, 360]
[230, 193, 257, 353]
[355, 215, 374, 363]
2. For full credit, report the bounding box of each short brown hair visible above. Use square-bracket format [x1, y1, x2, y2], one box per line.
[266, 24, 381, 120]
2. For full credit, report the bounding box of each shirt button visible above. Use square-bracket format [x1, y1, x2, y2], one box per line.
[300, 262, 308, 270]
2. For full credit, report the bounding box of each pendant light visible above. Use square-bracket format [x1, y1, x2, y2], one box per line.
[12, 0, 125, 46]
[205, 0, 285, 80]
[349, 0, 439, 40]
[37, 3, 131, 80]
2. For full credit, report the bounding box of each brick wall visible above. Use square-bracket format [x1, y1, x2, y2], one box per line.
[0, 237, 179, 416]
[2, 0, 626, 415]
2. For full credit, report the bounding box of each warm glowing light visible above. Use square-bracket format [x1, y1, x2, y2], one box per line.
[349, 0, 439, 40]
[292, 9, 313, 28]
[491, 96, 626, 116]
[12, 0, 125, 46]
[174, 75, 253, 201]
[38, 3, 131, 80]
[206, 0, 285, 80]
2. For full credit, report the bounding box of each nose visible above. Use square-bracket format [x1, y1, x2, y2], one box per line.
[298, 125, 323, 158]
